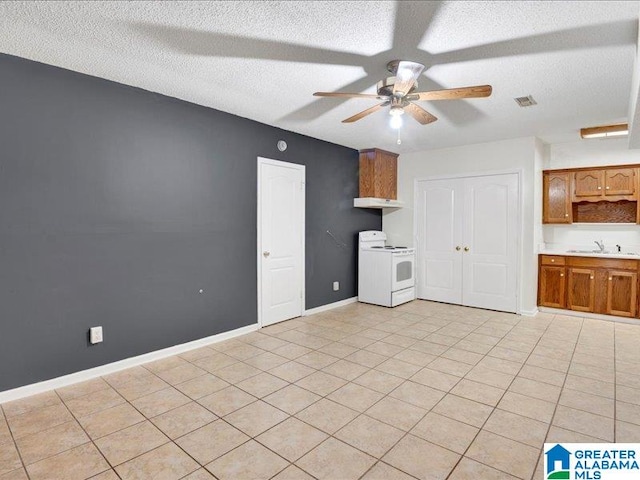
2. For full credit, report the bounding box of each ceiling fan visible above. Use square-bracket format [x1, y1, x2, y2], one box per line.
[314, 60, 492, 128]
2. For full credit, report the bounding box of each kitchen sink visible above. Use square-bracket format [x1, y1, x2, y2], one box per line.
[566, 249, 610, 254]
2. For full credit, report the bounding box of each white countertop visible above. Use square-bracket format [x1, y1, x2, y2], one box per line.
[539, 248, 640, 259]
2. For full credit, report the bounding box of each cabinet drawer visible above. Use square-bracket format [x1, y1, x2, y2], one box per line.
[540, 255, 565, 266]
[567, 256, 639, 271]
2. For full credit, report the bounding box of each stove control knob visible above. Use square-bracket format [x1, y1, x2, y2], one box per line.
[263, 251, 270, 258]
[455, 246, 461, 251]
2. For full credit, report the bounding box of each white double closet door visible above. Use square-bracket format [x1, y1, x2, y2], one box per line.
[416, 173, 519, 313]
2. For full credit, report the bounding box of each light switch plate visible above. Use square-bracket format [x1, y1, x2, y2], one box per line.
[90, 326, 103, 344]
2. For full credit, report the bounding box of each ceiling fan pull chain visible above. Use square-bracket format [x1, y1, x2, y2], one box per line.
[397, 126, 402, 145]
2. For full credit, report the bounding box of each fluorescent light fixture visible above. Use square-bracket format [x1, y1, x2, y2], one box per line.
[580, 123, 628, 139]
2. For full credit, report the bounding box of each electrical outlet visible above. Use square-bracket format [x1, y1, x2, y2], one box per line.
[333, 281, 339, 291]
[90, 326, 103, 344]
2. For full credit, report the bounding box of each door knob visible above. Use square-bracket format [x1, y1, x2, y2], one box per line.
[455, 246, 461, 251]
[464, 247, 470, 252]
[263, 251, 270, 258]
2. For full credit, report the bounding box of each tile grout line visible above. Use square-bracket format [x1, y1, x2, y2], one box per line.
[1, 403, 32, 480]
[529, 315, 585, 480]
[270, 307, 530, 479]
[3, 303, 635, 480]
[52, 387, 125, 479]
[250, 307, 464, 479]
[441, 312, 559, 480]
[355, 311, 524, 480]
[613, 321, 617, 443]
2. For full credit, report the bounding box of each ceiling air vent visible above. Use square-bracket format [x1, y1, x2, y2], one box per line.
[514, 95, 537, 107]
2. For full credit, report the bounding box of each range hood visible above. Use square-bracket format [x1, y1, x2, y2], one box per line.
[354, 197, 404, 208]
[354, 148, 403, 209]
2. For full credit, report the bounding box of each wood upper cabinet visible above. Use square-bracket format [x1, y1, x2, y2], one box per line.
[544, 165, 640, 224]
[543, 172, 571, 223]
[574, 170, 604, 198]
[605, 168, 636, 196]
[567, 267, 596, 312]
[572, 167, 637, 201]
[606, 270, 637, 317]
[359, 148, 398, 200]
[538, 265, 566, 308]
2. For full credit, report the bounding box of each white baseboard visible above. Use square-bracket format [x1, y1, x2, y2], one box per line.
[304, 297, 357, 316]
[520, 308, 539, 317]
[0, 323, 259, 404]
[538, 307, 640, 325]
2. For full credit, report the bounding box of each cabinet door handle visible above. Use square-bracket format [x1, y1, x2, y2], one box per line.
[597, 186, 602, 190]
[564, 213, 569, 217]
[590, 276, 594, 280]
[609, 277, 613, 281]
[560, 273, 564, 277]
[455, 246, 461, 251]
[606, 186, 610, 190]
[551, 259, 555, 262]
[464, 247, 470, 252]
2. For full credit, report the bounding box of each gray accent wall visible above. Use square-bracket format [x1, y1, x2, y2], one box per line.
[0, 53, 381, 391]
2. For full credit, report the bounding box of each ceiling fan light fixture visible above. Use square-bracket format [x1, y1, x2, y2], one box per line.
[390, 114, 403, 129]
[389, 105, 404, 116]
[580, 123, 628, 139]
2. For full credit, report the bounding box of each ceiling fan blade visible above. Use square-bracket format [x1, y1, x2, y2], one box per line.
[314, 92, 386, 99]
[411, 85, 493, 101]
[342, 102, 389, 123]
[393, 61, 425, 96]
[405, 103, 438, 125]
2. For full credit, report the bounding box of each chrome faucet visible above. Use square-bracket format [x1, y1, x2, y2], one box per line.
[594, 240, 605, 252]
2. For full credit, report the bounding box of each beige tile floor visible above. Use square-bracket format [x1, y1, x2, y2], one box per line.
[1, 300, 640, 480]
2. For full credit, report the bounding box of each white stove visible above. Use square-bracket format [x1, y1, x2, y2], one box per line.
[358, 231, 416, 307]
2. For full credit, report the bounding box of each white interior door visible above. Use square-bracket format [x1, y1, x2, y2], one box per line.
[416, 179, 464, 304]
[461, 174, 519, 312]
[258, 158, 305, 327]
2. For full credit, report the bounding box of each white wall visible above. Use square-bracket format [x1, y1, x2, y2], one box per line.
[382, 136, 539, 314]
[543, 138, 640, 252]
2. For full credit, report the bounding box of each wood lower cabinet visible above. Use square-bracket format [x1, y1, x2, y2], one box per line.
[607, 270, 637, 317]
[567, 268, 595, 312]
[538, 255, 640, 318]
[538, 265, 566, 308]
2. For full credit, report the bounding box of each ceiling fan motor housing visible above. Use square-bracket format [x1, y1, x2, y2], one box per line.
[377, 77, 419, 97]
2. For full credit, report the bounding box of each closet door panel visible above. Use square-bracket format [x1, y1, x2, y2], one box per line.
[415, 179, 463, 304]
[461, 174, 519, 313]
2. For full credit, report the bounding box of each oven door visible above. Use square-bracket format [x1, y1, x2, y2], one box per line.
[392, 252, 415, 291]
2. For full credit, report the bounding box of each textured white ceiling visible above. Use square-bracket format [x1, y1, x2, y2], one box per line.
[0, 1, 638, 153]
